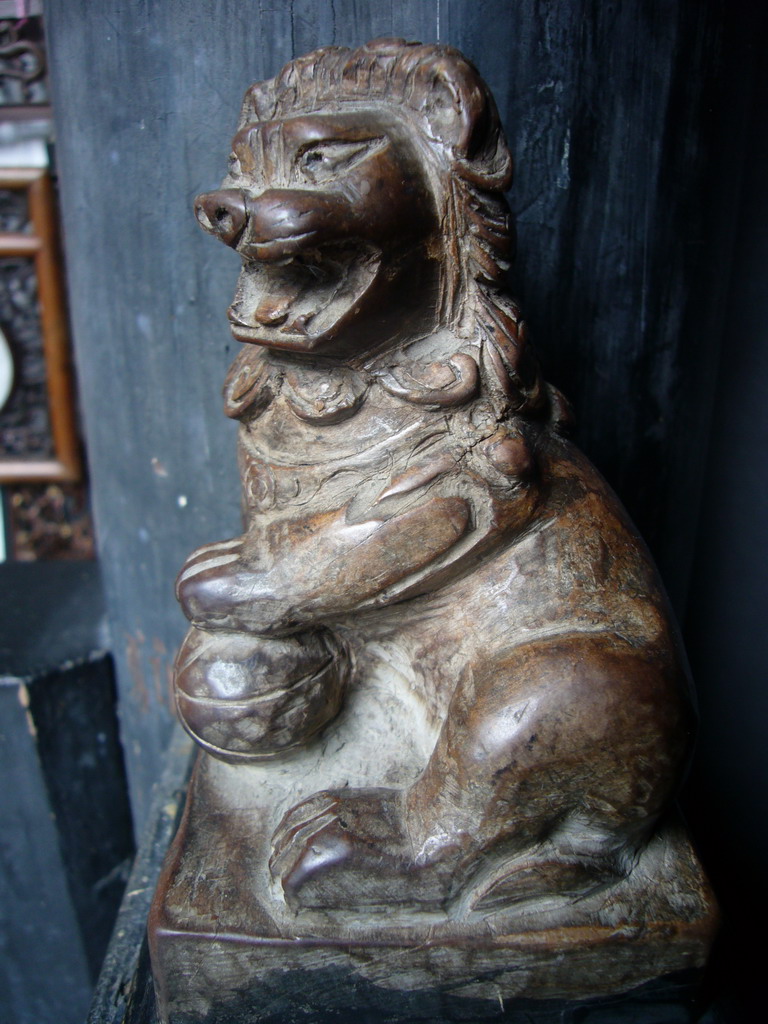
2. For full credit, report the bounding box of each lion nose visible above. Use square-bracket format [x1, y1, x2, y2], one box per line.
[194, 190, 247, 247]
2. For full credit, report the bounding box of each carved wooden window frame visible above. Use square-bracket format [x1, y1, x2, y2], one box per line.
[0, 166, 80, 482]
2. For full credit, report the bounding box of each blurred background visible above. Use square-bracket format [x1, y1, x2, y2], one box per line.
[0, 1, 765, 1020]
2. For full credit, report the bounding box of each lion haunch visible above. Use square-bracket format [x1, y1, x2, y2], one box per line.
[174, 38, 693, 914]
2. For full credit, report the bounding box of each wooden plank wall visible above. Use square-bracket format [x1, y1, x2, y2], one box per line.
[45, 0, 733, 826]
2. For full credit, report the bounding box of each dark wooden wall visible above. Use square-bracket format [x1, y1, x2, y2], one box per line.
[46, 0, 737, 828]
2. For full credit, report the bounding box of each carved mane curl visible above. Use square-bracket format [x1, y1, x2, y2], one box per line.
[239, 39, 563, 426]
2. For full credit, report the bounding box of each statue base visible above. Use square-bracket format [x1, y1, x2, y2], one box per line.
[149, 750, 717, 1023]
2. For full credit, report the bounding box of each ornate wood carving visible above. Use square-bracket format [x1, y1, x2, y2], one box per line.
[0, 168, 80, 482]
[150, 40, 716, 1020]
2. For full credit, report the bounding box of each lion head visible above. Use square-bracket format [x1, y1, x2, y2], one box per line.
[195, 38, 561, 425]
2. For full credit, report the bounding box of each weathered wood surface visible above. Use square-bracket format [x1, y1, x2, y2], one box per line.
[46, 0, 728, 827]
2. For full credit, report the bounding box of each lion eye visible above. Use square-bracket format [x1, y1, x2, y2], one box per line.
[302, 150, 328, 169]
[298, 139, 384, 182]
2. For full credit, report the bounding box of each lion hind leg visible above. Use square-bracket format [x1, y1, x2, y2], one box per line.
[405, 633, 688, 910]
[454, 818, 632, 916]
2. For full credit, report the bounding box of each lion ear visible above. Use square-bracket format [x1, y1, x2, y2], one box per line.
[421, 69, 487, 157]
[413, 56, 512, 189]
[239, 80, 276, 127]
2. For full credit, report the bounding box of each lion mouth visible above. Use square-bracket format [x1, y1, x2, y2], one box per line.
[227, 243, 381, 350]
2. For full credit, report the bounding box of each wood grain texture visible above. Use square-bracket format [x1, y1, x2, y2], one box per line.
[45, 0, 726, 826]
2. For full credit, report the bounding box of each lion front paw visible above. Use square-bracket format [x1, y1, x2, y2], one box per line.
[175, 535, 288, 634]
[175, 536, 248, 630]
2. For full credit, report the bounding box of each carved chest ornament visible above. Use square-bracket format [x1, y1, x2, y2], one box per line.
[149, 39, 717, 1021]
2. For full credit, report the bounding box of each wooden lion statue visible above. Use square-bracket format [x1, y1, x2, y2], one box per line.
[150, 39, 716, 1019]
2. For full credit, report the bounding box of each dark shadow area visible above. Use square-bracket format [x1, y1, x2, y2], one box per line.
[682, 3, 768, 1022]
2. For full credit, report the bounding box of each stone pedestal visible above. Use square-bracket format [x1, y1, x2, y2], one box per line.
[150, 741, 716, 1022]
